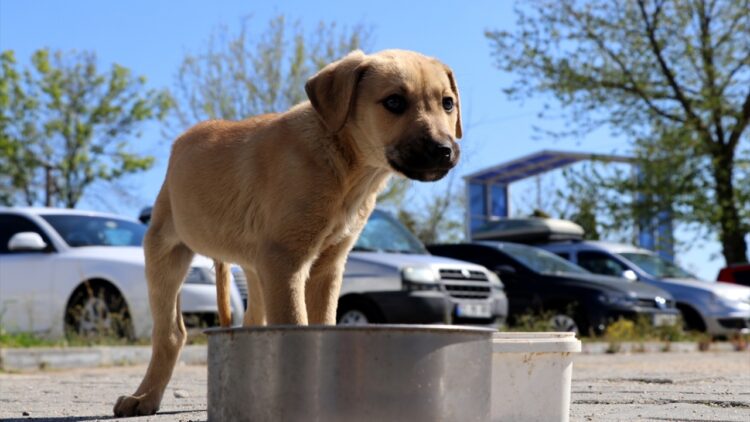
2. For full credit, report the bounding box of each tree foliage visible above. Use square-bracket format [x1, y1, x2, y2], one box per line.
[487, 0, 750, 264]
[171, 15, 371, 128]
[0, 49, 172, 208]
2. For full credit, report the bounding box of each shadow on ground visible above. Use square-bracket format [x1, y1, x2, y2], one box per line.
[3, 409, 206, 422]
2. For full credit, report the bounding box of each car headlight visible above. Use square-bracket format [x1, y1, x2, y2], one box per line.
[597, 293, 638, 307]
[487, 271, 504, 289]
[402, 266, 439, 291]
[713, 292, 750, 311]
[402, 266, 437, 283]
[184, 267, 215, 284]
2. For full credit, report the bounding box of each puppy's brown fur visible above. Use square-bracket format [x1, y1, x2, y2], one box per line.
[114, 49, 461, 417]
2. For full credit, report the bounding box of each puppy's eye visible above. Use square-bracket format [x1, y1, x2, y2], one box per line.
[442, 97, 454, 112]
[383, 95, 407, 114]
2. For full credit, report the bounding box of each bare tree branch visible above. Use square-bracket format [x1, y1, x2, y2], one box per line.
[697, 0, 727, 144]
[727, 89, 750, 150]
[637, 0, 709, 136]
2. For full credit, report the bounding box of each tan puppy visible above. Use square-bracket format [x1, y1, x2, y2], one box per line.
[113, 49, 461, 417]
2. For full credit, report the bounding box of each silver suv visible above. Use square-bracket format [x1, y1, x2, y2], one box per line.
[335, 210, 507, 326]
[542, 241, 750, 336]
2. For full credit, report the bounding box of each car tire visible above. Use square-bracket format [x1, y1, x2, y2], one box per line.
[549, 314, 580, 334]
[65, 281, 134, 340]
[336, 298, 384, 326]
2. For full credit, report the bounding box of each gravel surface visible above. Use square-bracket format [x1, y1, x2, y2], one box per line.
[0, 352, 748, 421]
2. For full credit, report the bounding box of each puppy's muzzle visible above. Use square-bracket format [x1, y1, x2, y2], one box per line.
[386, 137, 460, 182]
[425, 140, 456, 167]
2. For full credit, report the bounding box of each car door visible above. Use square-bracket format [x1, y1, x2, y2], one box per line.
[459, 247, 533, 318]
[491, 253, 539, 318]
[0, 214, 56, 333]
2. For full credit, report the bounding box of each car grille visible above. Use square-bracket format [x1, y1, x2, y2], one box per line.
[438, 269, 491, 299]
[231, 267, 249, 301]
[718, 318, 750, 330]
[635, 298, 675, 309]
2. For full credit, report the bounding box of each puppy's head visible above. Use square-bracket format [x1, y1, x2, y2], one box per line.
[305, 49, 462, 182]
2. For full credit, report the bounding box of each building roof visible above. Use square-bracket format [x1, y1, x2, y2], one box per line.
[464, 149, 633, 185]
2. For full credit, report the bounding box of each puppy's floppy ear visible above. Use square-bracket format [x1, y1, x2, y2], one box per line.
[443, 65, 462, 139]
[305, 50, 368, 133]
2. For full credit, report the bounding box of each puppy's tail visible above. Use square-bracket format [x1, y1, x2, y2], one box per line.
[214, 260, 232, 328]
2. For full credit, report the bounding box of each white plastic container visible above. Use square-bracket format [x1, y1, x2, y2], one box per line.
[491, 332, 581, 422]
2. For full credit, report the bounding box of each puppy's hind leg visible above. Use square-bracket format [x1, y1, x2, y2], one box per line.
[214, 261, 232, 327]
[241, 266, 266, 326]
[113, 215, 194, 417]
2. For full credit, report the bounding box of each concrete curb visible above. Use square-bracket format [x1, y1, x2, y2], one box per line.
[1, 341, 745, 372]
[580, 341, 742, 354]
[0, 345, 207, 372]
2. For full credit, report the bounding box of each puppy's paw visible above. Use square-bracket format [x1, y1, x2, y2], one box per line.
[113, 394, 159, 417]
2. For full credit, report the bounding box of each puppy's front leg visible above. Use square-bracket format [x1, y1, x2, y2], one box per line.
[241, 266, 266, 326]
[306, 235, 358, 325]
[256, 245, 314, 325]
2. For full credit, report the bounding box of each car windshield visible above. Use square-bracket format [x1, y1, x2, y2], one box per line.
[353, 210, 427, 254]
[620, 252, 697, 279]
[497, 243, 590, 275]
[42, 215, 146, 247]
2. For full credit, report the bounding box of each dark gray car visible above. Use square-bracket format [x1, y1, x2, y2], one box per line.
[429, 241, 680, 335]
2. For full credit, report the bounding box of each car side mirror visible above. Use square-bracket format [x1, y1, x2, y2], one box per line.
[494, 265, 517, 276]
[8, 232, 48, 252]
[622, 269, 638, 281]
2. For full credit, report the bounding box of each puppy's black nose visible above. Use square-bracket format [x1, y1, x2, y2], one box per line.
[425, 140, 454, 166]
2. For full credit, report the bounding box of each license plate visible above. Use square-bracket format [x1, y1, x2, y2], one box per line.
[653, 313, 678, 327]
[456, 302, 491, 318]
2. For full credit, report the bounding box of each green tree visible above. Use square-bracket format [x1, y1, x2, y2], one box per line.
[171, 15, 371, 127]
[559, 128, 721, 251]
[486, 0, 750, 264]
[0, 49, 172, 208]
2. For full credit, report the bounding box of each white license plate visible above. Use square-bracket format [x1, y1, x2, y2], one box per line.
[653, 314, 678, 327]
[456, 302, 492, 318]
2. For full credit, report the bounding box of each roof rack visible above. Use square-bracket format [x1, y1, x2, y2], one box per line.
[472, 218, 584, 243]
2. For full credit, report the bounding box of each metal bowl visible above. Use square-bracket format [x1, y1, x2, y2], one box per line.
[206, 324, 494, 422]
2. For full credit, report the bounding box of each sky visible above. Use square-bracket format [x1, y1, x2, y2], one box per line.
[0, 0, 730, 279]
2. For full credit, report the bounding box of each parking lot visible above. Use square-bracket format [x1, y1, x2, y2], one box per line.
[1, 351, 748, 422]
[571, 352, 750, 421]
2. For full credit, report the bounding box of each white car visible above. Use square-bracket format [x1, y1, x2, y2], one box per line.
[0, 207, 244, 339]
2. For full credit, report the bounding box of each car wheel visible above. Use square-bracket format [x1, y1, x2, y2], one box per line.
[65, 282, 134, 339]
[676, 303, 706, 332]
[549, 314, 580, 334]
[336, 298, 383, 326]
[338, 309, 371, 325]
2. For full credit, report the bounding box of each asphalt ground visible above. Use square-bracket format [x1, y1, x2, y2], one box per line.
[0, 351, 748, 422]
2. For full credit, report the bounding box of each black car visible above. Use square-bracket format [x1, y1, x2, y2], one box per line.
[427, 241, 680, 335]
